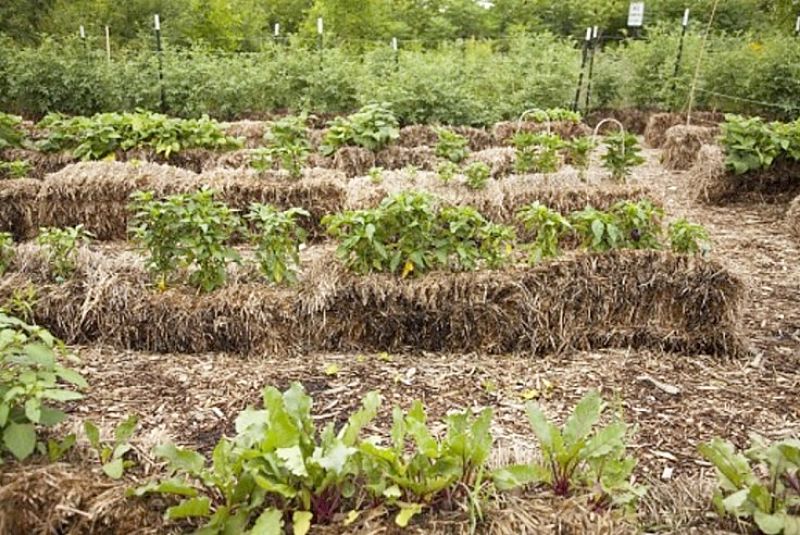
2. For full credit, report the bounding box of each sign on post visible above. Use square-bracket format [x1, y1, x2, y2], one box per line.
[683, 9, 690, 27]
[154, 14, 160, 31]
[79, 25, 86, 38]
[796, 16, 800, 34]
[627, 2, 645, 27]
[317, 17, 324, 35]
[274, 23, 280, 37]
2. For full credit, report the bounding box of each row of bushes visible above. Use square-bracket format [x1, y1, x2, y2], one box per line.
[721, 114, 800, 174]
[2, 28, 800, 123]
[0, 190, 710, 293]
[1, 315, 797, 533]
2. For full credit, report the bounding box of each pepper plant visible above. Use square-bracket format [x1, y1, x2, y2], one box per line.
[513, 132, 563, 174]
[565, 136, 595, 181]
[516, 202, 572, 263]
[669, 218, 711, 255]
[246, 204, 308, 284]
[0, 313, 87, 462]
[464, 162, 490, 190]
[0, 160, 33, 179]
[252, 114, 310, 179]
[602, 132, 645, 182]
[611, 199, 664, 250]
[36, 225, 92, 282]
[320, 103, 399, 156]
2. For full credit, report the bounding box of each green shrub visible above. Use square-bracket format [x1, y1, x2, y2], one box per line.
[516, 203, 572, 263]
[602, 132, 645, 182]
[135, 383, 382, 533]
[253, 114, 311, 179]
[669, 218, 711, 255]
[320, 103, 399, 156]
[435, 127, 469, 163]
[37, 111, 243, 160]
[322, 192, 514, 277]
[246, 204, 308, 284]
[0, 232, 14, 276]
[464, 162, 490, 190]
[0, 160, 33, 179]
[129, 189, 241, 292]
[699, 435, 800, 534]
[0, 313, 87, 461]
[36, 225, 92, 281]
[512, 132, 563, 174]
[493, 390, 644, 510]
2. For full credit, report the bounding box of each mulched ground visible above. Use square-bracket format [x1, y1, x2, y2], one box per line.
[2, 141, 799, 534]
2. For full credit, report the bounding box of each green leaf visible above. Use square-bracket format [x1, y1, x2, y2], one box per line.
[154, 443, 206, 475]
[24, 398, 41, 424]
[132, 478, 199, 498]
[24, 343, 55, 367]
[492, 463, 549, 490]
[3, 422, 36, 460]
[103, 458, 125, 479]
[165, 496, 211, 520]
[395, 503, 422, 527]
[277, 445, 308, 477]
[563, 390, 602, 446]
[41, 389, 83, 402]
[55, 367, 88, 389]
[525, 402, 561, 455]
[754, 510, 786, 535]
[251, 508, 284, 535]
[292, 511, 312, 535]
[84, 420, 101, 450]
[114, 415, 138, 444]
[38, 407, 67, 426]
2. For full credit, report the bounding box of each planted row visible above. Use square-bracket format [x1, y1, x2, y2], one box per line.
[721, 114, 800, 175]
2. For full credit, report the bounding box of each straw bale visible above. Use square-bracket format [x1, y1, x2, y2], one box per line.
[644, 111, 724, 148]
[0, 463, 165, 535]
[453, 126, 495, 151]
[787, 194, 800, 241]
[661, 125, 719, 171]
[0, 178, 41, 239]
[587, 109, 653, 135]
[299, 250, 744, 357]
[0, 148, 76, 178]
[465, 148, 516, 179]
[223, 120, 268, 148]
[493, 121, 591, 145]
[692, 145, 800, 204]
[397, 125, 438, 148]
[375, 146, 438, 171]
[333, 146, 376, 177]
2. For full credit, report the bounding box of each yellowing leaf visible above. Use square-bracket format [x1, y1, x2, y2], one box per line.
[395, 503, 422, 527]
[521, 389, 540, 400]
[293, 511, 312, 535]
[401, 260, 414, 278]
[324, 363, 341, 376]
[343, 510, 360, 526]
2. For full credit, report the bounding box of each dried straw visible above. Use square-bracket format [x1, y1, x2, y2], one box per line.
[644, 111, 724, 148]
[661, 125, 719, 171]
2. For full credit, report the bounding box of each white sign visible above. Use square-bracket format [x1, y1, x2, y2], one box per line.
[683, 9, 690, 27]
[592, 26, 599, 39]
[317, 17, 323, 35]
[584, 27, 592, 41]
[274, 23, 280, 36]
[628, 2, 645, 27]
[391, 37, 398, 51]
[154, 14, 161, 31]
[79, 25, 85, 38]
[796, 15, 800, 33]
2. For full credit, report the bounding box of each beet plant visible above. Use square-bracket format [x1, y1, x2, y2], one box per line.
[135, 383, 381, 534]
[492, 390, 644, 510]
[0, 313, 87, 462]
[84, 415, 138, 479]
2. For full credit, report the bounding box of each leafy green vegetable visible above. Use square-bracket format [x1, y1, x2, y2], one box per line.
[320, 103, 399, 156]
[602, 132, 645, 182]
[435, 127, 469, 164]
[245, 204, 308, 285]
[516, 202, 572, 263]
[35, 225, 92, 282]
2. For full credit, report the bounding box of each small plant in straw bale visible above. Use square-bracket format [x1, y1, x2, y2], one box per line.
[435, 127, 470, 164]
[0, 160, 33, 179]
[246, 203, 308, 285]
[253, 114, 310, 179]
[368, 166, 384, 184]
[720, 114, 782, 174]
[0, 313, 87, 462]
[320, 103, 399, 156]
[129, 188, 241, 293]
[493, 390, 644, 511]
[564, 136, 596, 181]
[513, 132, 563, 174]
[437, 161, 458, 184]
[359, 402, 493, 527]
[669, 218, 711, 255]
[611, 199, 663, 250]
[569, 207, 626, 252]
[36, 225, 92, 282]
[439, 206, 516, 269]
[84, 415, 138, 479]
[464, 162, 490, 190]
[602, 132, 645, 182]
[0, 112, 26, 150]
[699, 434, 800, 534]
[0, 285, 38, 323]
[516, 202, 572, 263]
[403, 164, 419, 182]
[135, 383, 381, 534]
[0, 232, 14, 276]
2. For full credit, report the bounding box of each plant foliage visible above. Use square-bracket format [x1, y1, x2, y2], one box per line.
[35, 225, 92, 282]
[320, 103, 399, 156]
[245, 204, 308, 284]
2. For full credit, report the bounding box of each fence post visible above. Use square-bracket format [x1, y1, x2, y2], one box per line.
[392, 37, 399, 72]
[670, 9, 690, 107]
[584, 26, 599, 113]
[105, 26, 111, 63]
[79, 25, 87, 55]
[317, 17, 324, 67]
[154, 14, 166, 113]
[573, 27, 592, 112]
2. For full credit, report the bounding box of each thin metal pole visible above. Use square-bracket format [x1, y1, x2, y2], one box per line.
[573, 27, 592, 112]
[670, 9, 690, 108]
[584, 26, 599, 113]
[105, 26, 111, 62]
[154, 14, 166, 113]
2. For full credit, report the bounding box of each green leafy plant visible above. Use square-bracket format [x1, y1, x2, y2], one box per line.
[359, 402, 493, 527]
[602, 132, 645, 182]
[0, 313, 87, 461]
[464, 162, 490, 190]
[0, 160, 33, 179]
[135, 384, 381, 534]
[516, 202, 572, 263]
[0, 285, 37, 323]
[435, 127, 470, 164]
[569, 207, 626, 252]
[436, 161, 459, 184]
[129, 189, 241, 293]
[320, 103, 399, 156]
[0, 113, 26, 150]
[611, 199, 664, 250]
[35, 225, 92, 282]
[38, 111, 242, 160]
[0, 232, 14, 276]
[721, 114, 784, 175]
[565, 136, 596, 180]
[699, 435, 800, 534]
[252, 114, 310, 179]
[513, 132, 563, 174]
[323, 192, 514, 277]
[368, 166, 384, 184]
[493, 390, 644, 510]
[524, 108, 582, 124]
[84, 415, 139, 479]
[246, 204, 308, 284]
[669, 218, 711, 255]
